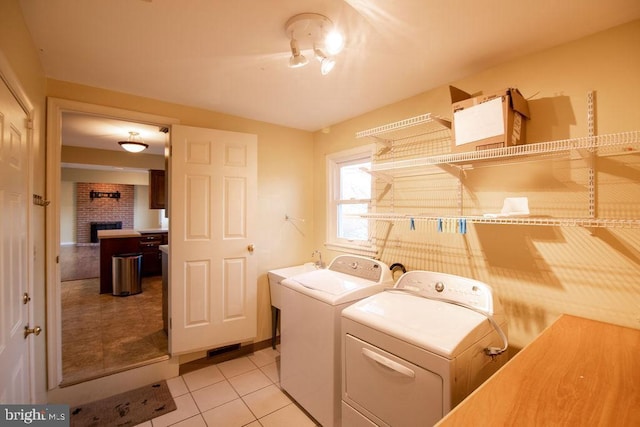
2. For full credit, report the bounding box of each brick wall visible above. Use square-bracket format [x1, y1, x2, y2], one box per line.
[76, 183, 134, 243]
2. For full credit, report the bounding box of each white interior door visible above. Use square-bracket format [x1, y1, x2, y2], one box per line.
[169, 124, 257, 355]
[0, 77, 31, 403]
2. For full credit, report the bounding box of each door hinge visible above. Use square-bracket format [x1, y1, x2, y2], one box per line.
[32, 194, 50, 207]
[26, 118, 34, 130]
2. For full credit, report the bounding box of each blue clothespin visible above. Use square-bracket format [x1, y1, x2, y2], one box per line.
[410, 217, 415, 230]
[458, 218, 467, 234]
[437, 218, 443, 233]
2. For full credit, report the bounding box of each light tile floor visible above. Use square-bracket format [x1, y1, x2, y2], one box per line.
[137, 347, 318, 427]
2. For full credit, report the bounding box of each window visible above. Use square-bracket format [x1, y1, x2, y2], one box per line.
[326, 145, 374, 253]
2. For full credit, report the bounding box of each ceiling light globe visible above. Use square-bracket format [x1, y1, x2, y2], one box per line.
[118, 131, 148, 152]
[118, 141, 148, 153]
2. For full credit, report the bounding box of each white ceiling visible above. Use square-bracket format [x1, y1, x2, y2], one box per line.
[61, 112, 169, 155]
[20, 0, 640, 144]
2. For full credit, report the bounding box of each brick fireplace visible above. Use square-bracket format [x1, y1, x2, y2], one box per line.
[76, 183, 134, 243]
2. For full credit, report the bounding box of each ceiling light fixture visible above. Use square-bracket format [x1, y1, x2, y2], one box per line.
[323, 28, 345, 56]
[284, 13, 344, 75]
[289, 38, 308, 68]
[314, 46, 335, 75]
[118, 131, 148, 153]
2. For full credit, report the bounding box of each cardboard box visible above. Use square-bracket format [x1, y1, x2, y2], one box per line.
[451, 87, 530, 152]
[449, 85, 471, 103]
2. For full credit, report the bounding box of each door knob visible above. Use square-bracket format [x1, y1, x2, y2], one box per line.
[24, 325, 42, 339]
[247, 244, 255, 253]
[23, 292, 31, 304]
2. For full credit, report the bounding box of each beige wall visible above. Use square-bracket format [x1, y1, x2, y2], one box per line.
[313, 20, 640, 351]
[4, 0, 640, 401]
[134, 186, 163, 231]
[46, 79, 316, 348]
[61, 146, 166, 240]
[4, 0, 314, 400]
[1, 0, 48, 403]
[62, 145, 165, 170]
[60, 168, 162, 243]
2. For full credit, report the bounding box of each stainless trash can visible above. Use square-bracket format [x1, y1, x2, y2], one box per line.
[112, 252, 143, 296]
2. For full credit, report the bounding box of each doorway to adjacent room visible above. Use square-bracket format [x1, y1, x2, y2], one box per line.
[50, 102, 176, 387]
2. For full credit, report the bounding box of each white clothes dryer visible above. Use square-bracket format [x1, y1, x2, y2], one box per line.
[280, 255, 393, 427]
[341, 270, 509, 427]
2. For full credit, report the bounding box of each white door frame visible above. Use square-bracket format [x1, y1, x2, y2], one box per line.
[45, 98, 178, 389]
[0, 50, 36, 402]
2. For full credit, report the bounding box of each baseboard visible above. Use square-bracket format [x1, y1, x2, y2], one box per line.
[178, 338, 276, 375]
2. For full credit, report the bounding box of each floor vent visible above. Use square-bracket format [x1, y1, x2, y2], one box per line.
[207, 343, 240, 359]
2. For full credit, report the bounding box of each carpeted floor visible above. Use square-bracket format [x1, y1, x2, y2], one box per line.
[70, 380, 176, 427]
[60, 244, 99, 282]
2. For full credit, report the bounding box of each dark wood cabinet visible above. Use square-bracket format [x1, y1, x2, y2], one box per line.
[99, 236, 140, 294]
[99, 232, 168, 293]
[139, 232, 167, 277]
[140, 245, 161, 276]
[149, 169, 166, 209]
[161, 248, 168, 334]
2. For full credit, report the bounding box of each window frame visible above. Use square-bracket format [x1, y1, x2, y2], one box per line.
[325, 144, 376, 255]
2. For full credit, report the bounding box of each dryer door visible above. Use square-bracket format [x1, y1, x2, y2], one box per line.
[344, 334, 444, 427]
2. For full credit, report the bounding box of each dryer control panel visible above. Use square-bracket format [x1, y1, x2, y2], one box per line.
[394, 270, 496, 314]
[328, 255, 391, 283]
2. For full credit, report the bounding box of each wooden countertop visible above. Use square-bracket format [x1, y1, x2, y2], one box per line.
[97, 229, 168, 239]
[436, 314, 640, 426]
[97, 229, 141, 239]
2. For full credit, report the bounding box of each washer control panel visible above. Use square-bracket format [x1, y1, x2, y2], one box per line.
[329, 255, 391, 283]
[395, 270, 495, 313]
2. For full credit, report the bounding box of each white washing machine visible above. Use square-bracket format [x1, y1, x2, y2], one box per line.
[341, 271, 509, 427]
[280, 255, 393, 427]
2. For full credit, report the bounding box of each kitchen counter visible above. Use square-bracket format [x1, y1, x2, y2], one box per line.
[97, 228, 168, 238]
[98, 229, 168, 293]
[436, 314, 640, 426]
[97, 229, 141, 239]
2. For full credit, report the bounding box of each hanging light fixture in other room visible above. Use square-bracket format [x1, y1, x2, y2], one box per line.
[284, 13, 344, 75]
[118, 131, 148, 153]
